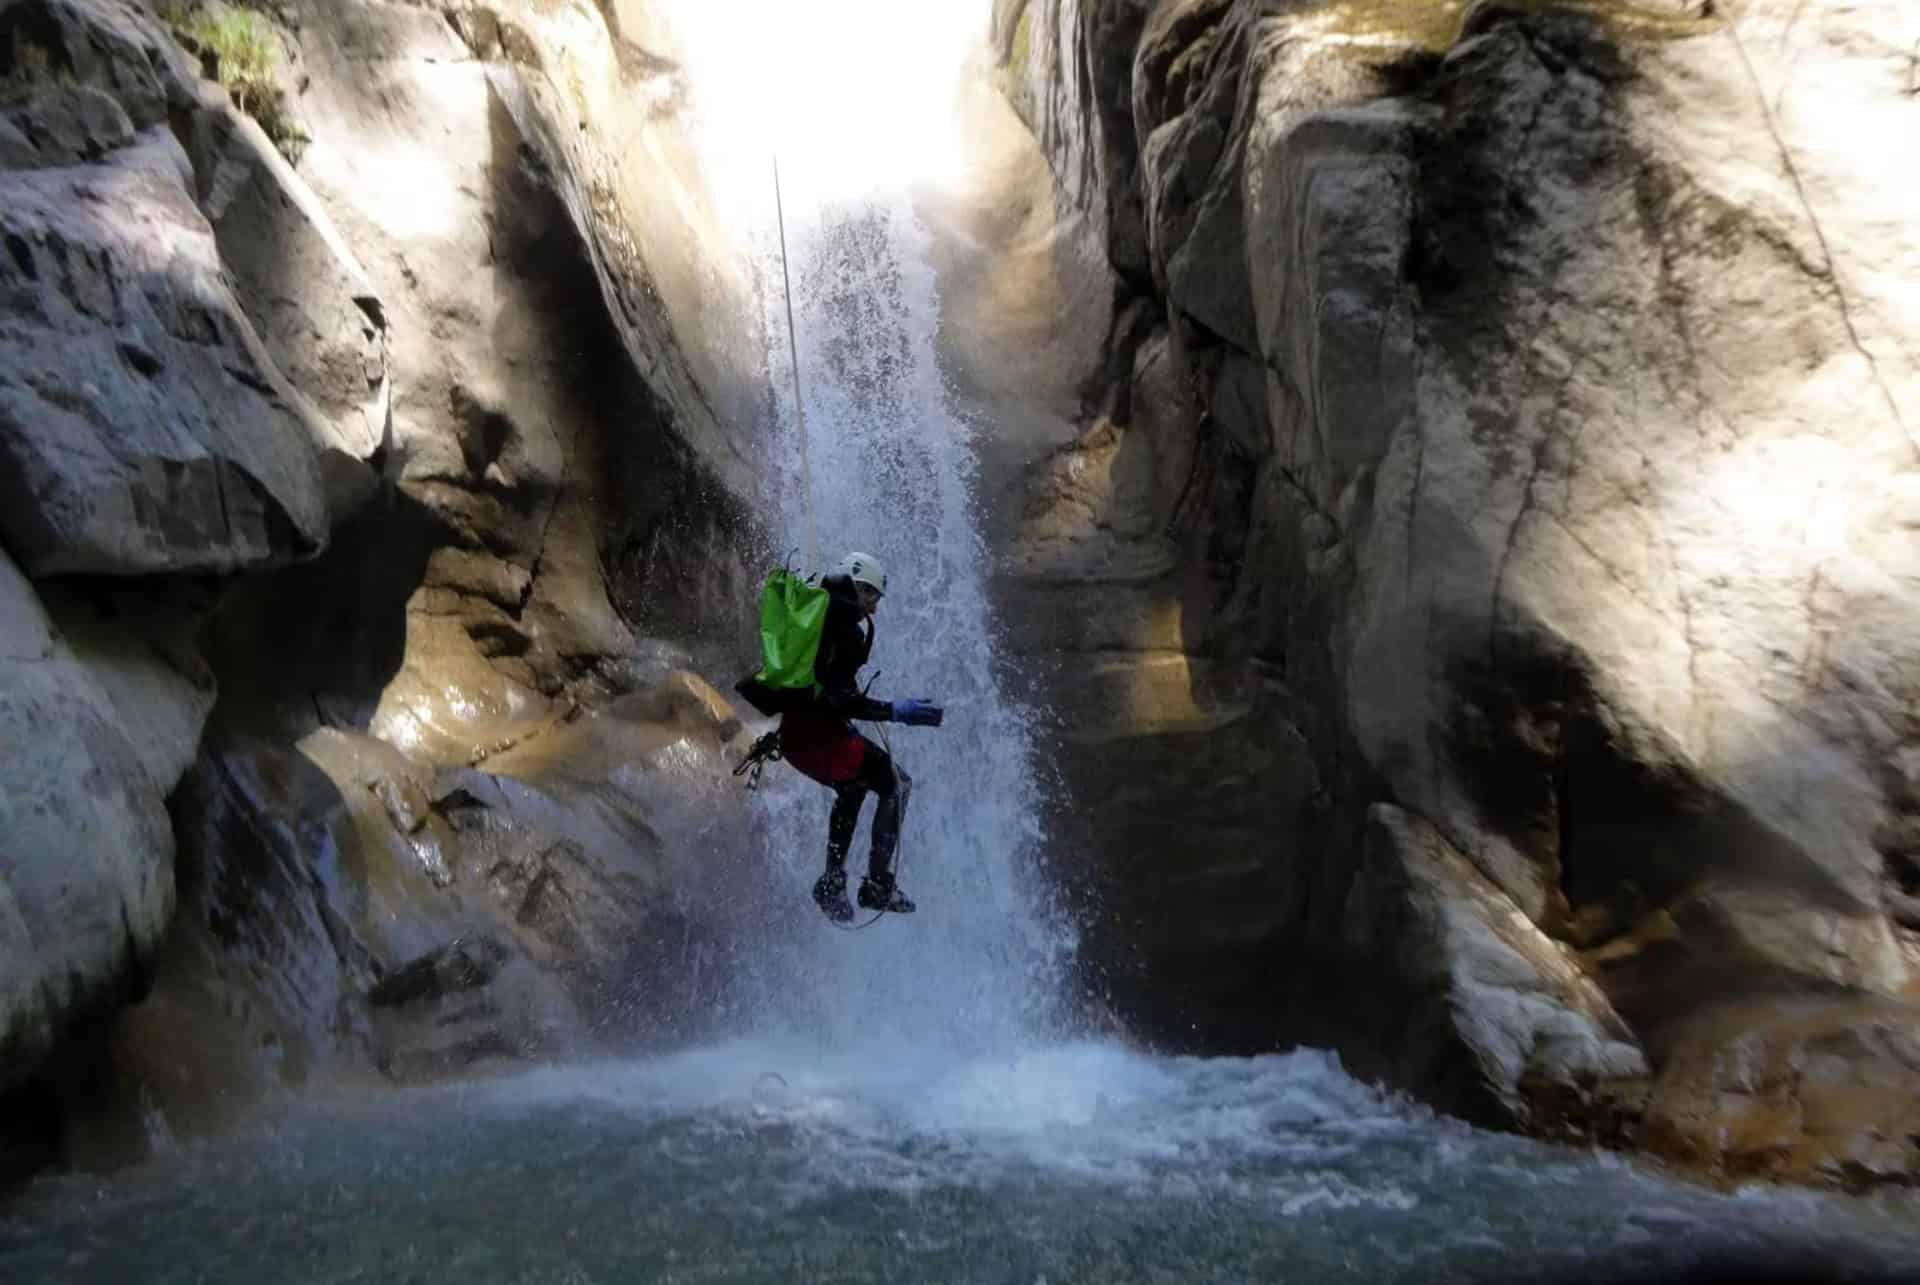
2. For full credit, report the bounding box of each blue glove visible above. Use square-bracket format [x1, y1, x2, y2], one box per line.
[891, 698, 944, 727]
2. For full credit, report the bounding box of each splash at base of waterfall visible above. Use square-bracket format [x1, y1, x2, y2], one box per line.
[7, 1041, 1920, 1284]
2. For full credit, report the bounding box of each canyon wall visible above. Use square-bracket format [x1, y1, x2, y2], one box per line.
[1, 0, 772, 1175]
[983, 0, 1920, 1188]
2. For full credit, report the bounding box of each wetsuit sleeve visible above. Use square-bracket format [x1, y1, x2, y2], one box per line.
[822, 686, 894, 721]
[814, 617, 893, 721]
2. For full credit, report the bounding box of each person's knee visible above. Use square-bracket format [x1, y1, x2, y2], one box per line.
[858, 743, 896, 795]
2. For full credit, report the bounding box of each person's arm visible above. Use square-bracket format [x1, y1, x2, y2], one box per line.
[813, 618, 894, 721]
[819, 678, 895, 722]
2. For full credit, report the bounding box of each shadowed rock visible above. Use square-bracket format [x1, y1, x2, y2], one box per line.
[367, 935, 510, 1008]
[0, 551, 174, 1095]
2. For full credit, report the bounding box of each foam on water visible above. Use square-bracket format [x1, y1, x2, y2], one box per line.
[449, 1037, 1414, 1188]
[9, 1041, 1920, 1283]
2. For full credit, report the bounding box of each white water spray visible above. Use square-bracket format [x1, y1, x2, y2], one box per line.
[669, 0, 1076, 1054]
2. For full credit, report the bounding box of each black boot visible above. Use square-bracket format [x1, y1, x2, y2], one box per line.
[857, 874, 915, 914]
[812, 865, 853, 923]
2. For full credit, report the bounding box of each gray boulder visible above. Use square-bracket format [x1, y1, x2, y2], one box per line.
[36, 579, 218, 796]
[1343, 804, 1648, 1135]
[0, 550, 174, 1092]
[0, 0, 200, 135]
[0, 82, 134, 168]
[0, 130, 335, 575]
[184, 86, 389, 514]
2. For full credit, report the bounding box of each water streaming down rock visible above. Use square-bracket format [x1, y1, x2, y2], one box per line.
[697, 52, 1078, 1054]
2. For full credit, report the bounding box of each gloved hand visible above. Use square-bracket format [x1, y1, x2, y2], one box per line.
[891, 698, 944, 727]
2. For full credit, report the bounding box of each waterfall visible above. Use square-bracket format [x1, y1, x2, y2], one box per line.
[669, 1, 1078, 1054]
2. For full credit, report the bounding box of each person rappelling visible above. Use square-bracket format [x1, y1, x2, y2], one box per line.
[733, 165, 944, 921]
[734, 552, 944, 922]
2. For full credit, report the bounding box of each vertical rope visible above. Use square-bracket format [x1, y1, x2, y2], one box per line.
[773, 156, 819, 571]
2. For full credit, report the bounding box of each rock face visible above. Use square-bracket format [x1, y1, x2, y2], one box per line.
[0, 0, 773, 1177]
[0, 550, 176, 1093]
[0, 130, 343, 574]
[988, 0, 1920, 1184]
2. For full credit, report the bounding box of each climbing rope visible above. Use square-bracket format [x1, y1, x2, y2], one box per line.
[755, 166, 906, 931]
[772, 155, 819, 572]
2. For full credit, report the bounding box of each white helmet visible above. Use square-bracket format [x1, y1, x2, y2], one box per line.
[835, 550, 887, 596]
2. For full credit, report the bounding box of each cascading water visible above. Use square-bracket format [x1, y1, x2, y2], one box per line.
[8, 4, 1920, 1281]
[668, 0, 1077, 1055]
[726, 177, 1072, 1051]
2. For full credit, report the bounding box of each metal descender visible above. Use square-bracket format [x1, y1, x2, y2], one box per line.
[732, 730, 785, 790]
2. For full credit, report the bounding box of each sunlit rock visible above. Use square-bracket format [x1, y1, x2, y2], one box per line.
[1344, 804, 1649, 1135]
[74, 670, 748, 1155]
[2, 0, 769, 1173]
[184, 85, 390, 520]
[0, 130, 335, 574]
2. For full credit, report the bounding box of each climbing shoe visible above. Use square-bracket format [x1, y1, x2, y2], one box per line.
[812, 868, 854, 923]
[857, 876, 915, 914]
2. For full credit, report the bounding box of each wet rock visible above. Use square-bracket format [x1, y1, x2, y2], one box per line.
[161, 730, 385, 1076]
[1642, 1000, 1920, 1190]
[124, 678, 743, 1103]
[423, 670, 758, 1018]
[370, 773, 431, 835]
[0, 114, 36, 166]
[367, 935, 508, 1008]
[1344, 804, 1648, 1135]
[72, 726, 571, 1144]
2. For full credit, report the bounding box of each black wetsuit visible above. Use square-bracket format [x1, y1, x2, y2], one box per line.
[779, 575, 910, 878]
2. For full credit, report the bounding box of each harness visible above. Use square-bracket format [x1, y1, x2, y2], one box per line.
[732, 729, 786, 791]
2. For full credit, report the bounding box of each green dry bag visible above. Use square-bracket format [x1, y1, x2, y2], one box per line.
[733, 568, 829, 716]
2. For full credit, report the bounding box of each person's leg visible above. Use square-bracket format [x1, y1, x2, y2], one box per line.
[865, 760, 910, 884]
[813, 781, 867, 923]
[854, 743, 915, 913]
[827, 782, 866, 868]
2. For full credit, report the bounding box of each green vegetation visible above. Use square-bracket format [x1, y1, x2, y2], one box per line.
[1010, 8, 1033, 81]
[158, 2, 309, 162]
[1325, 0, 1718, 53]
[995, 5, 1036, 120]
